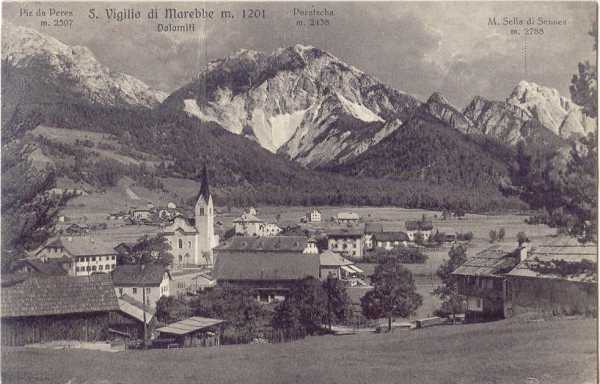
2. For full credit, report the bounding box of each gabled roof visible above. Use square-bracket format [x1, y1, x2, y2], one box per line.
[1, 274, 119, 318]
[112, 264, 171, 287]
[506, 237, 597, 283]
[232, 213, 263, 223]
[337, 212, 360, 220]
[364, 223, 384, 234]
[452, 245, 519, 277]
[328, 227, 364, 238]
[320, 250, 353, 266]
[405, 220, 434, 231]
[11, 258, 69, 276]
[38, 237, 118, 257]
[373, 231, 409, 242]
[161, 217, 198, 235]
[157, 316, 224, 335]
[215, 251, 319, 281]
[216, 236, 308, 252]
[118, 294, 155, 324]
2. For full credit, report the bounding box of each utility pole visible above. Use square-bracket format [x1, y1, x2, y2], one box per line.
[143, 284, 148, 349]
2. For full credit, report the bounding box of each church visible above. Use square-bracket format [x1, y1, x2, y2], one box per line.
[161, 166, 218, 269]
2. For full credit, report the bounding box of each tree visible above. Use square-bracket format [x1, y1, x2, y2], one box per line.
[498, 228, 506, 241]
[281, 277, 328, 334]
[361, 258, 422, 331]
[190, 287, 265, 335]
[517, 232, 529, 247]
[125, 235, 174, 266]
[322, 276, 351, 330]
[272, 297, 302, 331]
[433, 245, 467, 322]
[489, 230, 498, 243]
[414, 232, 425, 245]
[155, 296, 191, 324]
[570, 24, 597, 118]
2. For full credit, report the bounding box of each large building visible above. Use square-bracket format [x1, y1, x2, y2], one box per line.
[452, 245, 520, 321]
[1, 274, 119, 346]
[214, 236, 320, 303]
[112, 264, 172, 308]
[33, 236, 118, 276]
[327, 227, 365, 259]
[405, 220, 434, 241]
[161, 166, 217, 268]
[505, 237, 597, 317]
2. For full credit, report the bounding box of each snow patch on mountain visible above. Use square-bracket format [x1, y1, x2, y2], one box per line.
[269, 109, 309, 149]
[336, 93, 384, 123]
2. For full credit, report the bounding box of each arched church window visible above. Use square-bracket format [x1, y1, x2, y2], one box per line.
[188, 241, 192, 248]
[178, 239, 183, 249]
[199, 208, 205, 216]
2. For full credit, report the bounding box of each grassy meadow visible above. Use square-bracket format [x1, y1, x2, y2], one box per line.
[2, 318, 595, 384]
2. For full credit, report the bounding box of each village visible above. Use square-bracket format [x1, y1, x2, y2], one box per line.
[1, 166, 597, 353]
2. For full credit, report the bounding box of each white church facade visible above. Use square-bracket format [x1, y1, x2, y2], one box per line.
[161, 167, 218, 269]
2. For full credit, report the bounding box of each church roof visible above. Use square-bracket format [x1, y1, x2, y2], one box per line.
[195, 165, 211, 203]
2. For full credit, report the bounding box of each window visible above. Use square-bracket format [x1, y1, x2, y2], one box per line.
[92, 257, 96, 261]
[178, 239, 183, 249]
[92, 266, 97, 271]
[86, 266, 91, 271]
[105, 265, 110, 270]
[188, 241, 192, 248]
[133, 288, 137, 294]
[199, 208, 205, 215]
[146, 287, 151, 293]
[99, 265, 103, 271]
[119, 288, 123, 296]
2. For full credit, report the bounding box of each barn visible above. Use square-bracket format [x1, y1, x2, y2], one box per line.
[1, 274, 119, 346]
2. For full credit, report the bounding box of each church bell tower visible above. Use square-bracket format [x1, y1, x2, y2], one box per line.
[194, 165, 215, 266]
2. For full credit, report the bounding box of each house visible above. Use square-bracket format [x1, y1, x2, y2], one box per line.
[260, 222, 283, 237]
[364, 223, 384, 250]
[336, 212, 360, 225]
[214, 236, 320, 303]
[452, 245, 520, 321]
[112, 264, 172, 307]
[156, 316, 225, 347]
[306, 208, 322, 223]
[233, 212, 265, 236]
[63, 223, 89, 236]
[372, 231, 410, 250]
[131, 208, 153, 222]
[34, 236, 118, 276]
[319, 250, 365, 282]
[160, 166, 217, 269]
[505, 237, 597, 317]
[405, 220, 434, 241]
[109, 294, 157, 341]
[10, 258, 69, 276]
[327, 227, 365, 259]
[170, 268, 216, 297]
[1, 274, 119, 346]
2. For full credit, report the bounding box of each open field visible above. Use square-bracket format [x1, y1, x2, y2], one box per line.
[2, 318, 596, 384]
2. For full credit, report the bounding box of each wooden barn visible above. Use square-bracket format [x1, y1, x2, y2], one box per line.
[505, 237, 597, 317]
[156, 317, 225, 348]
[1, 274, 119, 346]
[108, 294, 157, 341]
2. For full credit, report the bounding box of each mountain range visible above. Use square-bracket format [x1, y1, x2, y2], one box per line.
[2, 23, 596, 213]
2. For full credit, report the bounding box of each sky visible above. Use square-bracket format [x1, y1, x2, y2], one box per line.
[2, 1, 597, 108]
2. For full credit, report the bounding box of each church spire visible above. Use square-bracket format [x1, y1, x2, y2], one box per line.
[196, 165, 210, 202]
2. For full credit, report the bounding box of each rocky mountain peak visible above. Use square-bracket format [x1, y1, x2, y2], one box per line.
[2, 23, 167, 109]
[422, 92, 473, 133]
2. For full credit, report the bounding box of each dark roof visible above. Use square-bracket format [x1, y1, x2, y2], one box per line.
[452, 246, 519, 277]
[215, 251, 319, 281]
[373, 231, 409, 242]
[195, 165, 210, 203]
[112, 264, 171, 287]
[327, 227, 364, 238]
[364, 223, 384, 234]
[215, 236, 308, 252]
[405, 220, 434, 231]
[11, 259, 69, 276]
[1, 274, 119, 318]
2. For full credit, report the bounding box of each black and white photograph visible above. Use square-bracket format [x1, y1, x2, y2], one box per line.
[0, 1, 598, 383]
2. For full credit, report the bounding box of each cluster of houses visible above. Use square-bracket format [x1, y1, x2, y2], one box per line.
[2, 167, 597, 348]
